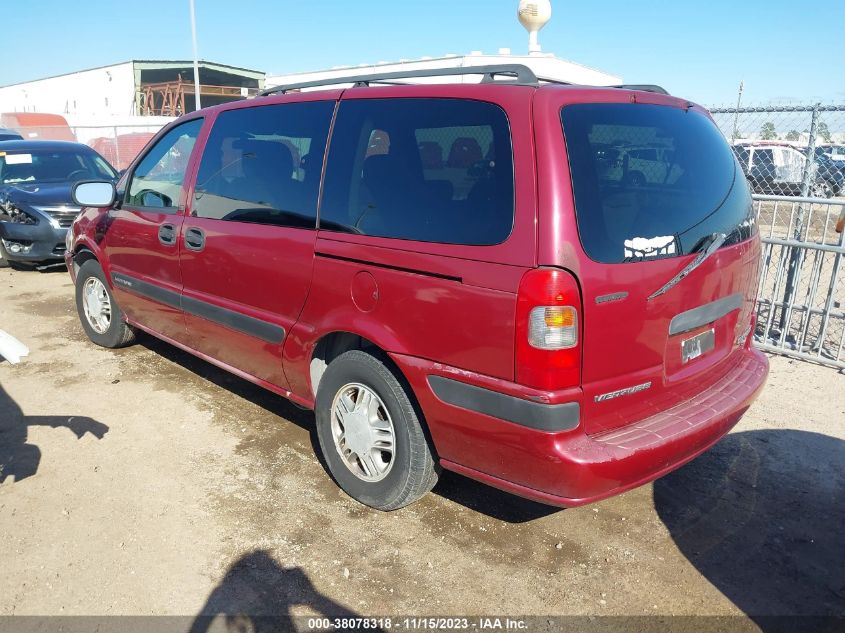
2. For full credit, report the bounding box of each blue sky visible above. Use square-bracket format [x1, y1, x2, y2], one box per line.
[3, 0, 843, 105]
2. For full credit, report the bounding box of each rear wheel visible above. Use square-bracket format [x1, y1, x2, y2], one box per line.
[810, 179, 834, 199]
[314, 350, 438, 510]
[626, 171, 646, 187]
[74, 260, 136, 348]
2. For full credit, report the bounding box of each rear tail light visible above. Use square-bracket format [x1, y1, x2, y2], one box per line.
[516, 268, 582, 390]
[528, 305, 578, 349]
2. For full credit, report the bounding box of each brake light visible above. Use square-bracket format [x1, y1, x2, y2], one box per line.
[516, 268, 582, 390]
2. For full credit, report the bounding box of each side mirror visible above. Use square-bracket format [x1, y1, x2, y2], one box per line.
[140, 190, 171, 208]
[72, 181, 116, 208]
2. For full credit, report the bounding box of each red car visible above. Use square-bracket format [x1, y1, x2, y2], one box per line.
[66, 65, 768, 510]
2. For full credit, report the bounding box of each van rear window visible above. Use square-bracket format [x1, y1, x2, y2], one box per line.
[561, 103, 755, 264]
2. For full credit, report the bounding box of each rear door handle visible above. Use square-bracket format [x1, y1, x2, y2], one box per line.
[158, 223, 176, 246]
[184, 227, 205, 252]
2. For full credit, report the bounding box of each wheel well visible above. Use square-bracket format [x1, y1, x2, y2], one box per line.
[309, 331, 439, 460]
[72, 248, 98, 276]
[310, 332, 379, 397]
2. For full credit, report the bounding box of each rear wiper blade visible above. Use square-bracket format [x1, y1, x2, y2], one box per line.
[647, 232, 727, 300]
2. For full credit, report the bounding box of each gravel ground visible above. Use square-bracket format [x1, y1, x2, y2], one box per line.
[0, 267, 843, 629]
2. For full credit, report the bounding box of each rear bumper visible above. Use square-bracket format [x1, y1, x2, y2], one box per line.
[393, 347, 768, 507]
[0, 221, 67, 263]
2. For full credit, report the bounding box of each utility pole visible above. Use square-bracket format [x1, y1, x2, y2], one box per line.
[189, 0, 202, 111]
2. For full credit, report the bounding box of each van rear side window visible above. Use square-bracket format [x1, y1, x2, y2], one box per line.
[320, 98, 514, 245]
[561, 103, 755, 264]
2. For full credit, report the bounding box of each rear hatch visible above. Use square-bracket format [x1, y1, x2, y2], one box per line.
[558, 99, 759, 434]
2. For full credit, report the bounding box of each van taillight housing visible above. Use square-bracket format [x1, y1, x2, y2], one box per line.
[516, 268, 582, 390]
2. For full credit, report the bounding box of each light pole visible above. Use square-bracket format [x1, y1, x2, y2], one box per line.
[189, 0, 202, 110]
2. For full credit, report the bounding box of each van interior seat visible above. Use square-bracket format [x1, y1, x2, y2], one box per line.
[418, 141, 444, 169]
[237, 140, 302, 211]
[358, 153, 457, 240]
[447, 137, 483, 168]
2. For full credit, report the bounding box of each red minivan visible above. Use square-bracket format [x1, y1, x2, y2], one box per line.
[66, 65, 768, 510]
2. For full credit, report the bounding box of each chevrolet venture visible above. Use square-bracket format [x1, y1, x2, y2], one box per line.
[66, 65, 768, 510]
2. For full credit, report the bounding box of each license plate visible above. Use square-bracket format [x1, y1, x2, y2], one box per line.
[681, 328, 715, 363]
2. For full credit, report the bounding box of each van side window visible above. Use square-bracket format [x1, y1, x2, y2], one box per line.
[192, 101, 335, 228]
[320, 98, 514, 246]
[126, 118, 202, 210]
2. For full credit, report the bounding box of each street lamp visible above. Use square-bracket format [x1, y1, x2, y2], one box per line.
[189, 0, 202, 110]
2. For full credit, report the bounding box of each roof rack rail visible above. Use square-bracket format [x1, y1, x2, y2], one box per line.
[259, 64, 539, 96]
[535, 76, 572, 87]
[610, 84, 670, 95]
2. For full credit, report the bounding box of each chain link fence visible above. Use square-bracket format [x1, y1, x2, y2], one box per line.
[707, 103, 845, 369]
[4, 123, 170, 171]
[707, 103, 845, 200]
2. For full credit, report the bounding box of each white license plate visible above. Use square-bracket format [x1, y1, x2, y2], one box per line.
[682, 328, 715, 363]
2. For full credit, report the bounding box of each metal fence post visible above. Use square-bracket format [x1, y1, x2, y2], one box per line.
[799, 104, 821, 201]
[113, 126, 120, 170]
[779, 103, 821, 331]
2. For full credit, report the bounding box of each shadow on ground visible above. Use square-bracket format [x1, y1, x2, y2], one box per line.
[0, 383, 108, 483]
[431, 471, 559, 522]
[138, 334, 314, 431]
[4, 261, 68, 273]
[654, 429, 845, 631]
[189, 550, 370, 633]
[137, 333, 558, 523]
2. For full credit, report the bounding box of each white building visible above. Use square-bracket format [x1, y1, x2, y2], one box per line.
[0, 60, 265, 120]
[266, 51, 622, 91]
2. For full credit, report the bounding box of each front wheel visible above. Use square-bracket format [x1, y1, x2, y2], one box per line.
[315, 350, 439, 510]
[0, 241, 9, 268]
[74, 260, 136, 348]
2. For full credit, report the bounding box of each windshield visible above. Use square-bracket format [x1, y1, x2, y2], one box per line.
[0, 149, 116, 185]
[561, 103, 756, 264]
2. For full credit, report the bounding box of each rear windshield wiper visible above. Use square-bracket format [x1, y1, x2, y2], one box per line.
[647, 232, 727, 300]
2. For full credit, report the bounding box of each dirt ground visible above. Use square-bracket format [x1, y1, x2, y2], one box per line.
[0, 267, 843, 628]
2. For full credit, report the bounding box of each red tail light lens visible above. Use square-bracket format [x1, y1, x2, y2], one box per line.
[516, 268, 582, 390]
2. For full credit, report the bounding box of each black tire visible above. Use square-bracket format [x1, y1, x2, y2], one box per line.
[314, 350, 438, 510]
[0, 241, 9, 268]
[74, 259, 136, 348]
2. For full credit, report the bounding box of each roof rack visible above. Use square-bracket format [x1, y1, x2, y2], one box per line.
[610, 84, 669, 95]
[258, 64, 671, 97]
[260, 64, 539, 95]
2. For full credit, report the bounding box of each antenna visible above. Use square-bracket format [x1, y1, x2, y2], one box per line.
[517, 0, 552, 55]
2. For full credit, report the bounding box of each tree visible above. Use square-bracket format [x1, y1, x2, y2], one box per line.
[816, 121, 832, 143]
[785, 130, 800, 141]
[760, 122, 777, 140]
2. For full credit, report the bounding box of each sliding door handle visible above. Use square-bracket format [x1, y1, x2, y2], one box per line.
[158, 223, 177, 246]
[184, 227, 206, 252]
